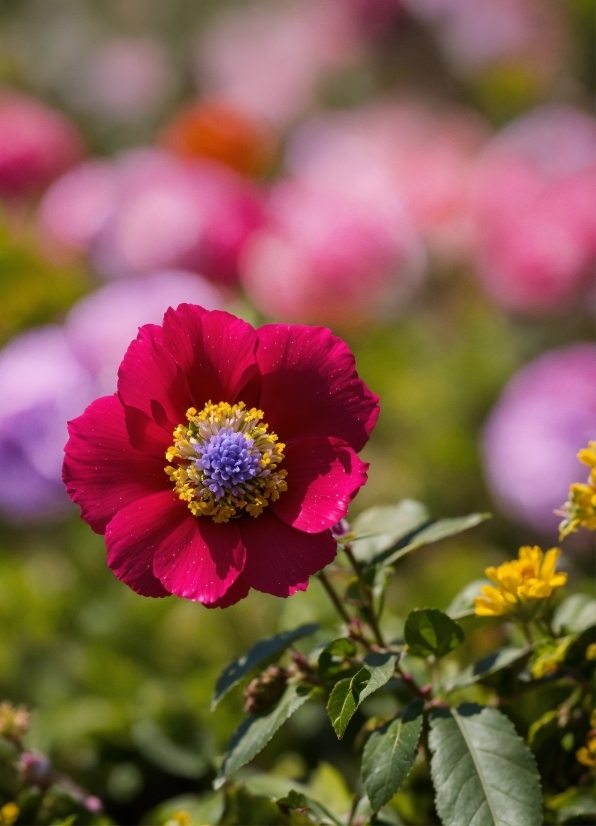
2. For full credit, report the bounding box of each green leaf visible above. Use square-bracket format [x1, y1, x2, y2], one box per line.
[277, 790, 343, 825]
[372, 513, 490, 568]
[553, 593, 596, 635]
[132, 719, 208, 778]
[214, 684, 312, 787]
[446, 645, 532, 690]
[318, 637, 357, 680]
[327, 653, 396, 738]
[445, 580, 491, 620]
[527, 710, 558, 750]
[350, 500, 430, 563]
[361, 700, 424, 813]
[546, 787, 596, 824]
[212, 623, 318, 709]
[405, 609, 464, 658]
[142, 791, 225, 826]
[429, 704, 542, 826]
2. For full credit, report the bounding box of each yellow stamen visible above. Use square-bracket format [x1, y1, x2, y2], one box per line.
[165, 402, 287, 523]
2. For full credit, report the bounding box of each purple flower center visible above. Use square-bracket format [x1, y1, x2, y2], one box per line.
[194, 427, 261, 500]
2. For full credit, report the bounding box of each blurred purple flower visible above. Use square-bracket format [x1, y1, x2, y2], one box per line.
[92, 149, 265, 286]
[482, 344, 596, 536]
[65, 270, 224, 393]
[0, 91, 84, 200]
[405, 0, 565, 82]
[471, 104, 596, 314]
[85, 36, 174, 122]
[240, 179, 424, 325]
[0, 327, 97, 522]
[196, 0, 366, 128]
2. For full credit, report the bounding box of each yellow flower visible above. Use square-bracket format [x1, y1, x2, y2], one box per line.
[474, 546, 567, 618]
[576, 723, 596, 769]
[0, 803, 18, 826]
[558, 441, 596, 539]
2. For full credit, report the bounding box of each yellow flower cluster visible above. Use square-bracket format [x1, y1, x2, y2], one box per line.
[474, 546, 567, 618]
[558, 442, 596, 540]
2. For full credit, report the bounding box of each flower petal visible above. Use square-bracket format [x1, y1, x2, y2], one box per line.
[204, 575, 251, 609]
[118, 323, 192, 431]
[152, 510, 245, 604]
[105, 490, 181, 597]
[240, 511, 336, 597]
[271, 437, 368, 533]
[255, 324, 379, 450]
[63, 395, 168, 534]
[123, 405, 172, 457]
[161, 304, 259, 408]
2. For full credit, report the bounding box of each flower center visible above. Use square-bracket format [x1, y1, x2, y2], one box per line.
[165, 402, 287, 523]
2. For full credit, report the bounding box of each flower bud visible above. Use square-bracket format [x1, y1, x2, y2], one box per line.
[0, 702, 30, 741]
[243, 665, 288, 714]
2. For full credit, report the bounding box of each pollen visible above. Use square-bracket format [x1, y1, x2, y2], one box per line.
[165, 402, 287, 523]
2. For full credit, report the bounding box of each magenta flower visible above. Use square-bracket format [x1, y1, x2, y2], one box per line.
[63, 305, 378, 607]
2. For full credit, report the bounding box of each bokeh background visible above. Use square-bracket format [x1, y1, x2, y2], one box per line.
[0, 0, 594, 822]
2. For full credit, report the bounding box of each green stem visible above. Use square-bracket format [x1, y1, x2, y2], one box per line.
[343, 545, 386, 649]
[317, 570, 352, 627]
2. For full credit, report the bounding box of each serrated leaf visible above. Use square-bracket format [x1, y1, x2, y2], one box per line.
[445, 580, 491, 620]
[553, 593, 596, 635]
[214, 684, 312, 787]
[212, 623, 318, 709]
[429, 704, 542, 826]
[446, 645, 532, 690]
[351, 501, 430, 563]
[405, 609, 464, 659]
[327, 653, 396, 738]
[361, 700, 424, 813]
[372, 513, 490, 568]
[318, 638, 357, 680]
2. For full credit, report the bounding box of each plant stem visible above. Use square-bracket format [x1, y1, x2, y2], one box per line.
[317, 570, 352, 627]
[317, 571, 372, 649]
[521, 622, 534, 645]
[343, 545, 386, 648]
[396, 659, 430, 700]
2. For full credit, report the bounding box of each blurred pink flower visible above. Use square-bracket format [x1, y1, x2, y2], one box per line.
[286, 99, 490, 257]
[405, 0, 564, 81]
[471, 104, 596, 314]
[92, 149, 265, 286]
[65, 271, 224, 393]
[240, 179, 424, 325]
[85, 36, 173, 121]
[0, 91, 84, 199]
[196, 0, 365, 128]
[38, 159, 119, 253]
[482, 344, 596, 536]
[0, 327, 97, 521]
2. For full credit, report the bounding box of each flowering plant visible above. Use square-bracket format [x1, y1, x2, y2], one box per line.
[55, 309, 595, 825]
